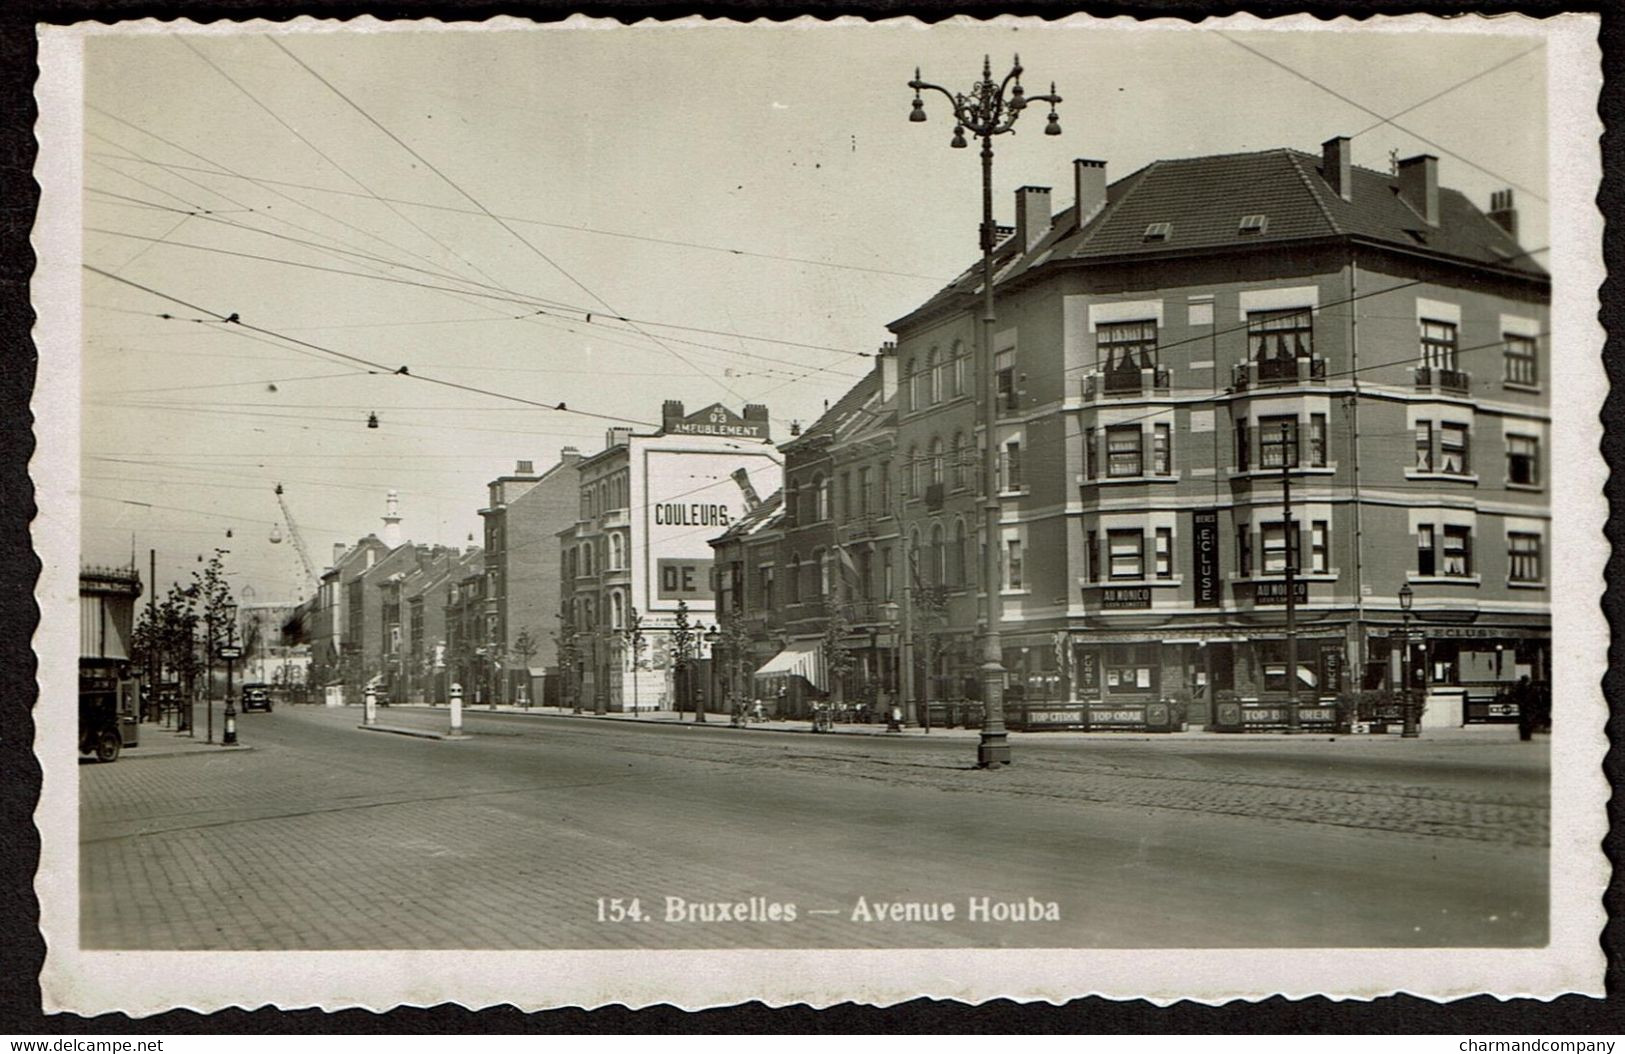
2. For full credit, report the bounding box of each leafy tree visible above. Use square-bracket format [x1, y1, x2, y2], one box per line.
[552, 611, 580, 711]
[622, 606, 645, 712]
[512, 626, 539, 705]
[822, 600, 855, 706]
[718, 615, 753, 710]
[190, 549, 234, 701]
[670, 600, 697, 719]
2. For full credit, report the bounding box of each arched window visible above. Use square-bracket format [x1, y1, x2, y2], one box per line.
[930, 436, 945, 487]
[902, 359, 916, 412]
[950, 340, 966, 397]
[930, 523, 946, 586]
[926, 348, 941, 405]
[610, 590, 625, 630]
[814, 474, 830, 521]
[953, 519, 969, 586]
[787, 553, 801, 603]
[610, 533, 624, 569]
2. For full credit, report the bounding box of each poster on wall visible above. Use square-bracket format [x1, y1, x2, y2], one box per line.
[641, 447, 778, 612]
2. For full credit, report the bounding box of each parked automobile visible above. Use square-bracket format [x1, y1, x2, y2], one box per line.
[241, 683, 273, 712]
[79, 693, 123, 762]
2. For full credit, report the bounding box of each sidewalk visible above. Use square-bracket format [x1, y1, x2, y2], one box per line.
[362, 701, 1531, 745]
[98, 708, 254, 761]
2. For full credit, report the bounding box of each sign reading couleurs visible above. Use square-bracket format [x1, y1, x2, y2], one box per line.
[1193, 509, 1220, 607]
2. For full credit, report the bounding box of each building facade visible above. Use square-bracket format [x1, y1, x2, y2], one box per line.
[879, 139, 1548, 730]
[559, 402, 780, 713]
[479, 450, 583, 705]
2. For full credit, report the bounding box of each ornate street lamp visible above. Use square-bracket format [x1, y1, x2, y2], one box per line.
[1398, 583, 1419, 738]
[907, 55, 1061, 768]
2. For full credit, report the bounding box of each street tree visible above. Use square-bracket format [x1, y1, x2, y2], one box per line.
[553, 612, 581, 712]
[622, 606, 645, 713]
[190, 549, 234, 702]
[822, 600, 856, 707]
[670, 600, 696, 718]
[512, 626, 539, 706]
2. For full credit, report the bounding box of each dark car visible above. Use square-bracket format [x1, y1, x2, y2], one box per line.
[241, 683, 273, 712]
[79, 693, 123, 762]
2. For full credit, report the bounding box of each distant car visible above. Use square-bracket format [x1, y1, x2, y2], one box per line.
[241, 683, 273, 712]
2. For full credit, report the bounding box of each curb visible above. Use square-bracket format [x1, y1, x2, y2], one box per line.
[358, 723, 472, 742]
[111, 744, 255, 761]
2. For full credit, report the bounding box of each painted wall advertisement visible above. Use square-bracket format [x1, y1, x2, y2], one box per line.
[640, 448, 778, 613]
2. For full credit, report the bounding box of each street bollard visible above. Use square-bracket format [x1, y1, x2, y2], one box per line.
[449, 683, 463, 737]
[887, 704, 902, 733]
[223, 700, 238, 746]
[364, 686, 378, 727]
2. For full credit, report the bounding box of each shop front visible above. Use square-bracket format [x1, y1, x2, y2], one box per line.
[1363, 623, 1549, 726]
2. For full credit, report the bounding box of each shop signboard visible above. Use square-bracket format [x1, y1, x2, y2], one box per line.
[1100, 587, 1152, 610]
[1076, 649, 1098, 692]
[1253, 580, 1309, 606]
[1192, 509, 1220, 607]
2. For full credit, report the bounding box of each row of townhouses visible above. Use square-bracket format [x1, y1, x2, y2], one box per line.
[301, 135, 1550, 731]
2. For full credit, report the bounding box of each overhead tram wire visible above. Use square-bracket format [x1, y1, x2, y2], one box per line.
[82, 265, 659, 429]
[176, 36, 511, 293]
[1217, 32, 1547, 203]
[267, 36, 748, 405]
[86, 151, 955, 285]
[85, 214, 877, 363]
[1347, 43, 1545, 141]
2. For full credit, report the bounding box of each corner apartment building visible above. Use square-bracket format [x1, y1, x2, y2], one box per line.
[478, 450, 583, 705]
[883, 138, 1547, 729]
[558, 401, 780, 712]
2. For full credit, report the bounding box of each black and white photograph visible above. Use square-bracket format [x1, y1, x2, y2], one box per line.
[30, 12, 1606, 1013]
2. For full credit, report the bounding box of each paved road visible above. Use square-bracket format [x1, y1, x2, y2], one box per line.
[80, 705, 1547, 950]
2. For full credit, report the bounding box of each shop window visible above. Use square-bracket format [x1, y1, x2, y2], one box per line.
[1261, 522, 1292, 573]
[1509, 532, 1542, 583]
[1154, 527, 1173, 579]
[1006, 538, 1024, 589]
[1420, 319, 1459, 370]
[1237, 525, 1253, 577]
[1310, 520, 1329, 573]
[1442, 525, 1472, 577]
[1259, 641, 1318, 693]
[1439, 423, 1470, 475]
[1235, 419, 1251, 471]
[1507, 434, 1540, 486]
[1259, 415, 1299, 468]
[1107, 426, 1143, 477]
[1504, 334, 1538, 386]
[1152, 423, 1171, 475]
[1309, 413, 1327, 467]
[1104, 643, 1158, 693]
[1417, 525, 1436, 576]
[1108, 529, 1144, 580]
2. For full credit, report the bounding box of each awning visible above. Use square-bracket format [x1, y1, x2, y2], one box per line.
[752, 641, 826, 691]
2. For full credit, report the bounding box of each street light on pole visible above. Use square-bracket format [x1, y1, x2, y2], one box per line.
[907, 54, 1061, 768]
[1398, 582, 1419, 738]
[222, 600, 239, 746]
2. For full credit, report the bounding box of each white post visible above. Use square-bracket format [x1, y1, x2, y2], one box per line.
[363, 686, 377, 726]
[450, 683, 463, 736]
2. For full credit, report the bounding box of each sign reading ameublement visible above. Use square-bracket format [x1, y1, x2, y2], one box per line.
[660, 401, 771, 440]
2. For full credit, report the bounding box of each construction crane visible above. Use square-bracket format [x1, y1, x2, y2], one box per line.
[272, 483, 319, 596]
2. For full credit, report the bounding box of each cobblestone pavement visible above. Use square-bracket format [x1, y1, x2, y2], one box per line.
[79, 705, 1547, 950]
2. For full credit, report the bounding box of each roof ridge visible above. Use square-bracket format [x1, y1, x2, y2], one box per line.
[1282, 148, 1345, 238]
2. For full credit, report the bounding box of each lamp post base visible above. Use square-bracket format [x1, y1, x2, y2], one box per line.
[977, 660, 1011, 768]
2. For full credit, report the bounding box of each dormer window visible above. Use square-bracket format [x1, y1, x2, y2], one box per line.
[1142, 222, 1172, 242]
[1238, 214, 1268, 235]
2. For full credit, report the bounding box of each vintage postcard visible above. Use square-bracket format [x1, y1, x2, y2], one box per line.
[31, 13, 1606, 1015]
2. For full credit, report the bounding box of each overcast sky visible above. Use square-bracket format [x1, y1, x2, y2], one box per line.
[75, 16, 1553, 604]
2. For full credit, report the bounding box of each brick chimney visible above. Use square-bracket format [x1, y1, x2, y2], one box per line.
[1074, 159, 1108, 229]
[877, 340, 898, 402]
[1014, 185, 1052, 252]
[560, 445, 580, 461]
[661, 400, 685, 432]
[1322, 136, 1352, 202]
[1488, 189, 1518, 240]
[1396, 154, 1439, 226]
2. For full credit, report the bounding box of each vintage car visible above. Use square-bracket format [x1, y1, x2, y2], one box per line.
[78, 692, 123, 763]
[241, 683, 273, 712]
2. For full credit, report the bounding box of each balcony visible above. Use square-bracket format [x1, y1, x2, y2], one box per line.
[839, 514, 881, 543]
[1080, 366, 1172, 401]
[1415, 365, 1471, 394]
[1234, 356, 1327, 391]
